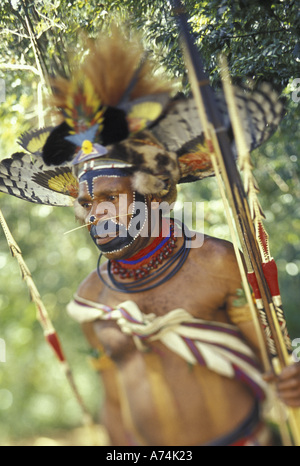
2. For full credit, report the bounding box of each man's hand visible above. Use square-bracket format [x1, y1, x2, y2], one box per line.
[264, 363, 300, 407]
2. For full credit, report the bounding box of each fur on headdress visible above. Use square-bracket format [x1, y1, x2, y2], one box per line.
[0, 27, 286, 210]
[4, 29, 284, 209]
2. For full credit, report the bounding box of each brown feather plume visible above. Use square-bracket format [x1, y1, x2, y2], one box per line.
[50, 28, 173, 110]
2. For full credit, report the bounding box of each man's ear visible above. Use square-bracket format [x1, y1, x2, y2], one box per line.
[148, 195, 162, 210]
[150, 195, 159, 204]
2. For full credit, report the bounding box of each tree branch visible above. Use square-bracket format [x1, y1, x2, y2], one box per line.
[0, 63, 40, 75]
[225, 27, 294, 40]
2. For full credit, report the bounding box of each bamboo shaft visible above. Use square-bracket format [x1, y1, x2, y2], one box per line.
[0, 208, 94, 427]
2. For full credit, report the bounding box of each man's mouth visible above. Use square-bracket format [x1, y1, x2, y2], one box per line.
[95, 230, 118, 245]
[91, 219, 127, 244]
[96, 219, 119, 235]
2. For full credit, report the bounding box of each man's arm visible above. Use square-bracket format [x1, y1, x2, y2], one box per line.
[81, 319, 133, 446]
[73, 269, 133, 445]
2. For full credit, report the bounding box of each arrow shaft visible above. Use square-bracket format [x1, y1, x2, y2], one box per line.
[173, 0, 288, 366]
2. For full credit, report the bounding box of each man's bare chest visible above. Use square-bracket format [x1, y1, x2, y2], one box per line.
[98, 256, 227, 315]
[91, 264, 229, 361]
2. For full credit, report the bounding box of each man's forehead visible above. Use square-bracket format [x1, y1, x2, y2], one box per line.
[78, 173, 133, 198]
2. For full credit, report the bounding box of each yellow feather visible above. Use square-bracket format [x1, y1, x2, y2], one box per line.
[84, 78, 100, 111]
[27, 132, 51, 153]
[48, 173, 78, 197]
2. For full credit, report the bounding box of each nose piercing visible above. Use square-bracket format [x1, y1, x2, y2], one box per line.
[64, 213, 133, 235]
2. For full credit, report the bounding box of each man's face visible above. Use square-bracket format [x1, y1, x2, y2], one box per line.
[77, 175, 136, 248]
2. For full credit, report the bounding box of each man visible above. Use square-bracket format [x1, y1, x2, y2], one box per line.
[2, 31, 300, 446]
[45, 32, 300, 447]
[68, 173, 266, 446]
[65, 166, 300, 446]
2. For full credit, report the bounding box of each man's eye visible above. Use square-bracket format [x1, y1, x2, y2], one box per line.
[80, 202, 92, 209]
[107, 195, 116, 202]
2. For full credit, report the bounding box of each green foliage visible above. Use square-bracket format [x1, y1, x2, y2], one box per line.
[0, 0, 299, 443]
[189, 0, 300, 89]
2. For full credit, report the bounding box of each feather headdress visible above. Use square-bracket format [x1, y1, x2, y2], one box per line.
[0, 29, 285, 207]
[43, 31, 174, 162]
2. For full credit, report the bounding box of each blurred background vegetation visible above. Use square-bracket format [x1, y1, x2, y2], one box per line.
[0, 0, 299, 445]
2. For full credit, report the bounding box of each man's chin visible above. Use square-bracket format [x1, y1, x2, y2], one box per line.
[100, 236, 139, 260]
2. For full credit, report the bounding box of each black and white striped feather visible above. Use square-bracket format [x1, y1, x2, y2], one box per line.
[0, 152, 76, 206]
[152, 82, 285, 156]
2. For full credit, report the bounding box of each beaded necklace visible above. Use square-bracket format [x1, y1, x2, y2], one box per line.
[97, 220, 191, 293]
[110, 220, 176, 280]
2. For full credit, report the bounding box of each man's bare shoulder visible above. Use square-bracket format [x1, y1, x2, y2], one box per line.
[189, 233, 239, 276]
[76, 268, 103, 302]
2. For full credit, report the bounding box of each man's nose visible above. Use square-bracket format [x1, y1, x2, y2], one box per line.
[90, 201, 115, 223]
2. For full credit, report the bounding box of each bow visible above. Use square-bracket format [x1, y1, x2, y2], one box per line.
[172, 0, 300, 445]
[0, 207, 96, 434]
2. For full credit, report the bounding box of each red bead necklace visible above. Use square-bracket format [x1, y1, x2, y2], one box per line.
[110, 220, 177, 280]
